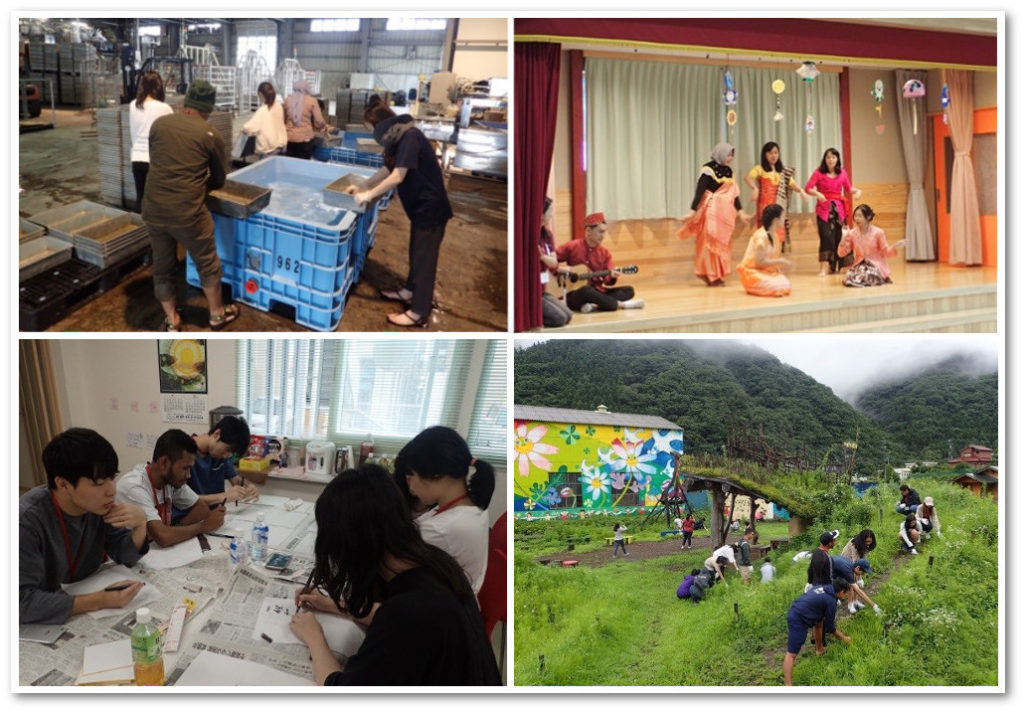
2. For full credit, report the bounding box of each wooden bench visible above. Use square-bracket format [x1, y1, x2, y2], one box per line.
[751, 544, 772, 560]
[605, 536, 635, 546]
[770, 538, 791, 550]
[660, 530, 683, 537]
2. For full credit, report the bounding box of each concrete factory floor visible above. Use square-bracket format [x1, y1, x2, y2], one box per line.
[18, 109, 508, 332]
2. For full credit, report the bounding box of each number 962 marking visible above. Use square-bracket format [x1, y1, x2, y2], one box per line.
[276, 257, 300, 274]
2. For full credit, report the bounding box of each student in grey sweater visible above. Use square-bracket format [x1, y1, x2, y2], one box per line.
[19, 429, 149, 625]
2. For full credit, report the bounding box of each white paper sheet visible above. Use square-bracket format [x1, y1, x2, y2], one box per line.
[138, 538, 205, 570]
[251, 597, 365, 657]
[78, 639, 134, 685]
[61, 565, 162, 618]
[173, 650, 314, 686]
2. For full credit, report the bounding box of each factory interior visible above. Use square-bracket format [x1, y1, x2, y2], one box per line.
[17, 17, 508, 332]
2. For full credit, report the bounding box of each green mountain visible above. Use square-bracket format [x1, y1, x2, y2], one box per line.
[514, 340, 899, 473]
[851, 355, 998, 461]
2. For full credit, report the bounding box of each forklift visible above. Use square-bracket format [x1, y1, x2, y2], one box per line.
[122, 50, 194, 104]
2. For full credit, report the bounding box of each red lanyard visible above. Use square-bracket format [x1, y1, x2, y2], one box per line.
[432, 493, 470, 517]
[146, 465, 170, 526]
[49, 490, 86, 583]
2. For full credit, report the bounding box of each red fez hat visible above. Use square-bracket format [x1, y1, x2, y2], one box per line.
[584, 212, 606, 227]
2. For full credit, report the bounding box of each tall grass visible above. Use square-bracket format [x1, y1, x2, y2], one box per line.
[513, 482, 998, 686]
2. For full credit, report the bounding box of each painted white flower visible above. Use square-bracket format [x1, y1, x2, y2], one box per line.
[513, 423, 558, 477]
[609, 437, 659, 477]
[581, 464, 611, 502]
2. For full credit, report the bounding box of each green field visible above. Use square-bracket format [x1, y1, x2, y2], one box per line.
[513, 483, 999, 686]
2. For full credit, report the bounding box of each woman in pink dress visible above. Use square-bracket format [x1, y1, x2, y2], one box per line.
[678, 143, 752, 286]
[837, 204, 906, 287]
[805, 148, 861, 276]
[737, 204, 793, 297]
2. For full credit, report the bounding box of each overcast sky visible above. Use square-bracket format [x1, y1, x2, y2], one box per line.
[515, 336, 999, 403]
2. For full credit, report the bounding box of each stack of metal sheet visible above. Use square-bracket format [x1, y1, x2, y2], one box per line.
[119, 108, 136, 206]
[72, 213, 150, 268]
[97, 107, 126, 207]
[19, 219, 46, 244]
[27, 200, 122, 242]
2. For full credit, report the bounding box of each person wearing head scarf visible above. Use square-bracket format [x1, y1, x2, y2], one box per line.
[678, 142, 752, 286]
[284, 79, 331, 159]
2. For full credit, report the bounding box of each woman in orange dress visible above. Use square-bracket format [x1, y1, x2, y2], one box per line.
[678, 143, 752, 286]
[737, 204, 793, 297]
[744, 142, 810, 249]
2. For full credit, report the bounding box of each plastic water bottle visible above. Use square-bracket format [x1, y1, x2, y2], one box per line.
[229, 528, 249, 570]
[130, 608, 165, 686]
[251, 513, 269, 562]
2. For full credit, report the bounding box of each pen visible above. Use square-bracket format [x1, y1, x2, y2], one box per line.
[299, 569, 315, 611]
[261, 633, 273, 643]
[237, 478, 244, 507]
[104, 583, 138, 591]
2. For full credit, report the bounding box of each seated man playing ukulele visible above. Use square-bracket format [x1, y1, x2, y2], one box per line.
[553, 212, 645, 313]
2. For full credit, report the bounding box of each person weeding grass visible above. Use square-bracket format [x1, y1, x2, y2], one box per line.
[899, 514, 921, 555]
[702, 554, 731, 587]
[612, 523, 629, 558]
[830, 556, 882, 615]
[916, 496, 942, 539]
[676, 569, 699, 600]
[761, 556, 776, 582]
[841, 529, 877, 563]
[783, 578, 851, 686]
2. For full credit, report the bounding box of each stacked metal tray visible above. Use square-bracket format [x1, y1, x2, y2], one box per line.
[19, 219, 46, 243]
[322, 173, 369, 213]
[72, 213, 150, 268]
[20, 236, 74, 282]
[205, 179, 273, 219]
[26, 200, 150, 268]
[97, 107, 126, 206]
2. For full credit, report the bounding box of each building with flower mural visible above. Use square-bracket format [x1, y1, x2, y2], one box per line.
[513, 404, 698, 519]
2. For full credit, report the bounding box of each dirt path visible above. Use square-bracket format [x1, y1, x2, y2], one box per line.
[535, 531, 748, 568]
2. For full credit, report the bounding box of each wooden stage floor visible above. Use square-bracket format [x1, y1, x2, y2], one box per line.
[543, 260, 998, 334]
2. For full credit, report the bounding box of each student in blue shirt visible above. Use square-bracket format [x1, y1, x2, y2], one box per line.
[783, 578, 851, 686]
[173, 416, 256, 521]
[831, 555, 882, 615]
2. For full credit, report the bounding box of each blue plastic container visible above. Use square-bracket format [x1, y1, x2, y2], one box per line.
[186, 156, 378, 330]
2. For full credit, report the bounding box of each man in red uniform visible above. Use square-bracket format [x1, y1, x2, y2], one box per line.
[554, 212, 644, 313]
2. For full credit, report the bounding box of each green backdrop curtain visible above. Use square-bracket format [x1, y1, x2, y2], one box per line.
[585, 57, 841, 220]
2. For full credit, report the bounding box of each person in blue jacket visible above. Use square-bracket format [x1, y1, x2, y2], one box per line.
[831, 555, 882, 615]
[783, 578, 851, 686]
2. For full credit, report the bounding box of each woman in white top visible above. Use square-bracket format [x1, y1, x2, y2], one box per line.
[128, 72, 173, 212]
[396, 426, 495, 594]
[241, 81, 287, 160]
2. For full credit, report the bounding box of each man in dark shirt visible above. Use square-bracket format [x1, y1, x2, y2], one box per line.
[349, 102, 453, 328]
[807, 529, 839, 589]
[19, 429, 149, 624]
[783, 578, 851, 685]
[142, 79, 236, 332]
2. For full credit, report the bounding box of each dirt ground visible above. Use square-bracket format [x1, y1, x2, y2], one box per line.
[535, 531, 753, 568]
[19, 109, 507, 332]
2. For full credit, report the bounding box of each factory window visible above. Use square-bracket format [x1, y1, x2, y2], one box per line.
[138, 26, 162, 37]
[187, 23, 222, 33]
[311, 19, 360, 33]
[236, 339, 506, 459]
[385, 18, 447, 32]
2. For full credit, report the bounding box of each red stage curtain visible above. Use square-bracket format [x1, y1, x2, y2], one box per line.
[514, 42, 561, 332]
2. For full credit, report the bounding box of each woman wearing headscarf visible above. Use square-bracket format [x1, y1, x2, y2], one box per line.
[284, 79, 331, 159]
[346, 99, 453, 328]
[678, 142, 752, 286]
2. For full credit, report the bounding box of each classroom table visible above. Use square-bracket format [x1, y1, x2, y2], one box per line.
[17, 494, 364, 687]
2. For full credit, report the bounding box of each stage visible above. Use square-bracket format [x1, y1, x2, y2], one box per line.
[541, 217, 998, 334]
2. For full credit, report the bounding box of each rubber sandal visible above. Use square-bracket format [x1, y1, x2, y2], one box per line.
[165, 315, 182, 332]
[386, 310, 429, 328]
[378, 287, 412, 304]
[209, 304, 239, 331]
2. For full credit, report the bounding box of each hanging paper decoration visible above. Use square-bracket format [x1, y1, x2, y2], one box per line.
[772, 79, 785, 121]
[941, 83, 950, 125]
[870, 79, 884, 133]
[726, 109, 737, 126]
[805, 115, 816, 133]
[722, 70, 738, 106]
[903, 78, 927, 135]
[796, 61, 819, 82]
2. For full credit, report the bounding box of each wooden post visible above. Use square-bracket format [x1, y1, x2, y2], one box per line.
[710, 486, 725, 548]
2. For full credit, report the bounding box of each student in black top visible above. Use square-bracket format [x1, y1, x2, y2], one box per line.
[289, 464, 501, 686]
[346, 99, 454, 328]
[807, 529, 839, 590]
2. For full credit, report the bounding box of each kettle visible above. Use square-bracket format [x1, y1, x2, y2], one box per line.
[305, 441, 336, 476]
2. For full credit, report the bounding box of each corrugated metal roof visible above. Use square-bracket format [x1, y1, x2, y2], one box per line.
[514, 404, 682, 431]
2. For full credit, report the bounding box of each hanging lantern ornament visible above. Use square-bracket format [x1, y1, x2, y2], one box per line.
[805, 115, 816, 133]
[772, 78, 785, 121]
[726, 109, 737, 126]
[941, 83, 950, 125]
[796, 61, 819, 82]
[903, 78, 927, 135]
[870, 79, 885, 134]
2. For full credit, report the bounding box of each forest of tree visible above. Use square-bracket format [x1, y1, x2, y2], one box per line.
[514, 341, 997, 473]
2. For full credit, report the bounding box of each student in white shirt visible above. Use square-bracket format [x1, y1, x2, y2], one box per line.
[395, 426, 495, 594]
[128, 71, 174, 211]
[241, 82, 288, 159]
